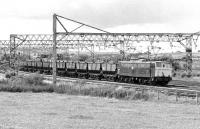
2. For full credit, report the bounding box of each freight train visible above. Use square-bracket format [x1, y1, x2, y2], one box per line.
[19, 60, 172, 86]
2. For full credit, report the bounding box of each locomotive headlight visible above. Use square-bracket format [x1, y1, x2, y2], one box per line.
[131, 66, 134, 70]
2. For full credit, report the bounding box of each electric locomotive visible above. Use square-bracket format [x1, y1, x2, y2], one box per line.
[117, 60, 172, 85]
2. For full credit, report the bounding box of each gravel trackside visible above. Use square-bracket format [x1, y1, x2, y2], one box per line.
[0, 93, 199, 129]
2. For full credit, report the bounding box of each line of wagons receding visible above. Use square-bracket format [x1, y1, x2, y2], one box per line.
[19, 60, 172, 85]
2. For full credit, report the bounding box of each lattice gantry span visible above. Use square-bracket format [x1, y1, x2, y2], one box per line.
[10, 34, 53, 49]
[10, 33, 199, 49]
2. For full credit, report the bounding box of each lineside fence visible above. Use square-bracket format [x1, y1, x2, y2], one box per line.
[125, 85, 200, 104]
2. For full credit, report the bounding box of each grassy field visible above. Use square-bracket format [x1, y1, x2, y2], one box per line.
[0, 92, 199, 129]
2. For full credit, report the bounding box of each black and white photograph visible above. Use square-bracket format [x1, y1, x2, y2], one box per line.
[0, 0, 200, 128]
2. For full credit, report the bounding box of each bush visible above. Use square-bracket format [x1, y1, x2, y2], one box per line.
[24, 74, 44, 85]
[132, 92, 150, 101]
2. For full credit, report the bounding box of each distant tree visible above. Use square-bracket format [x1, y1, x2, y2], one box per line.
[78, 54, 89, 61]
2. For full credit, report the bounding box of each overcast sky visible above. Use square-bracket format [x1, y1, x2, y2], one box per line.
[1, 0, 200, 39]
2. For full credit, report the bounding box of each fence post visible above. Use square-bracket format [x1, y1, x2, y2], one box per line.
[196, 92, 198, 105]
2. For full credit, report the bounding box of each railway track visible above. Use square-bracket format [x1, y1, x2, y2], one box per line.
[18, 71, 200, 93]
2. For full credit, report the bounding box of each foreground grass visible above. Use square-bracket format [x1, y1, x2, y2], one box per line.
[0, 73, 151, 101]
[0, 93, 199, 129]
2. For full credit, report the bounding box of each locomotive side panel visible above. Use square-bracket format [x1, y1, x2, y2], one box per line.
[119, 62, 155, 77]
[135, 63, 151, 77]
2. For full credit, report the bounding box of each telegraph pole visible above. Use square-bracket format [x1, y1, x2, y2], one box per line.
[53, 14, 57, 85]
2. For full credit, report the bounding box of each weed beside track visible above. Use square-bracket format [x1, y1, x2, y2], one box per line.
[1, 72, 199, 104]
[0, 73, 152, 101]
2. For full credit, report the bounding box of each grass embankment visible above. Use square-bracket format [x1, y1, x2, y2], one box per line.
[0, 73, 151, 101]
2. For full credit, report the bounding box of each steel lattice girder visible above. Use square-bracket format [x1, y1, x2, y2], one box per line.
[10, 33, 200, 49]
